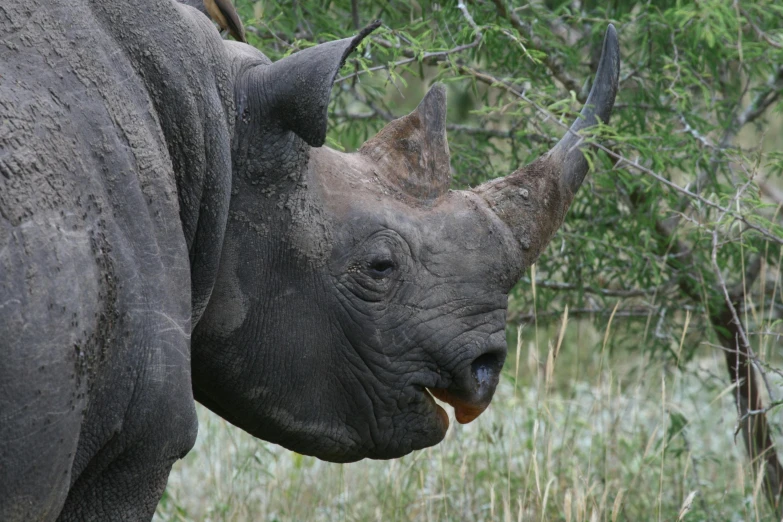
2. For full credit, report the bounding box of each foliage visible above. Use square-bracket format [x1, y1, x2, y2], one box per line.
[165, 0, 783, 519]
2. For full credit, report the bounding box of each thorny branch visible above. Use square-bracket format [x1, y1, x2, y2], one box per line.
[733, 65, 783, 131]
[457, 0, 481, 35]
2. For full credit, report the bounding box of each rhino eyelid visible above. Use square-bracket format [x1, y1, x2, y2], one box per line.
[367, 259, 395, 277]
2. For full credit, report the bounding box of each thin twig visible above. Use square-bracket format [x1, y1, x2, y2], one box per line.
[351, 0, 359, 30]
[335, 37, 482, 83]
[490, 0, 583, 98]
[517, 277, 662, 298]
[741, 8, 783, 49]
[457, 1, 481, 35]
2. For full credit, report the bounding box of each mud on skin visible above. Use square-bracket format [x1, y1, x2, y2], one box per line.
[0, 1, 620, 519]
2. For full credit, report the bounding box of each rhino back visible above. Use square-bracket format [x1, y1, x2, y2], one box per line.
[0, 0, 231, 518]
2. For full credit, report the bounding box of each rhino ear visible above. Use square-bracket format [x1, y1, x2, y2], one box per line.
[239, 21, 380, 147]
[359, 83, 451, 201]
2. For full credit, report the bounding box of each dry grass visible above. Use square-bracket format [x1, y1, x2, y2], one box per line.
[155, 312, 782, 522]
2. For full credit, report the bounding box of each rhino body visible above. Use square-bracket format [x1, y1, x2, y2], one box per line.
[0, 1, 619, 520]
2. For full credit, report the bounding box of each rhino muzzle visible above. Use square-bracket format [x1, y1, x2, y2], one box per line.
[428, 349, 505, 424]
[425, 25, 619, 425]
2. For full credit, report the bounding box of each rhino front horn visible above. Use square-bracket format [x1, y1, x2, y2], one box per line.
[473, 24, 620, 271]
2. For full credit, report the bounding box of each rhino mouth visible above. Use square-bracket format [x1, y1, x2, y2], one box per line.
[426, 388, 490, 426]
[425, 387, 491, 425]
[421, 387, 451, 429]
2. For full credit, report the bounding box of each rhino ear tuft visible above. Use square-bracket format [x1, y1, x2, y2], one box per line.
[245, 21, 380, 147]
[359, 83, 451, 201]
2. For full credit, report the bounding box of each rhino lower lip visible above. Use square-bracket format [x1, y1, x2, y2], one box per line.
[425, 387, 487, 425]
[423, 387, 450, 430]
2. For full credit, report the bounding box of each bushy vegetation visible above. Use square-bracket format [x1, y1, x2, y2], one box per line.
[157, 0, 782, 519]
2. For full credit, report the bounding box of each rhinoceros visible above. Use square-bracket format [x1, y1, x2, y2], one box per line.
[0, 0, 619, 519]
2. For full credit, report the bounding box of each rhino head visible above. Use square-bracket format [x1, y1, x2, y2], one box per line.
[192, 24, 620, 462]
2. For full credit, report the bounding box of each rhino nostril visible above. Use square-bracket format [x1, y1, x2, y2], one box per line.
[430, 350, 505, 425]
[470, 352, 503, 388]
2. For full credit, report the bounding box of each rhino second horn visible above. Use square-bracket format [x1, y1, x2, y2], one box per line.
[473, 24, 620, 272]
[359, 83, 451, 202]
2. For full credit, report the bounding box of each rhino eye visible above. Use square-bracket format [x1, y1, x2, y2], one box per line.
[367, 258, 395, 279]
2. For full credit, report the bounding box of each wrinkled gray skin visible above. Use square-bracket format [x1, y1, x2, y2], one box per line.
[0, 0, 619, 519]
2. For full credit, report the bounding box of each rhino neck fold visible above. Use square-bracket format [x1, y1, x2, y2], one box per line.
[89, 3, 241, 327]
[86, 0, 242, 327]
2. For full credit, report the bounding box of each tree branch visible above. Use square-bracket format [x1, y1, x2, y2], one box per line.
[640, 184, 783, 515]
[741, 8, 783, 49]
[351, 0, 359, 31]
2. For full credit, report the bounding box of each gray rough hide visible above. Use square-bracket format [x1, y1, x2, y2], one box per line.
[0, 0, 619, 518]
